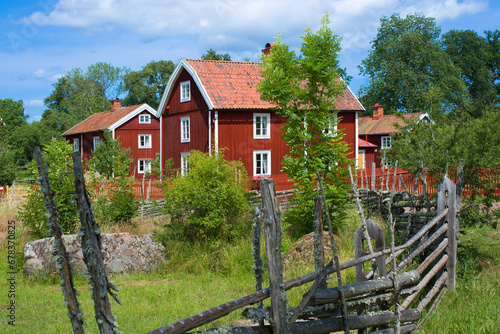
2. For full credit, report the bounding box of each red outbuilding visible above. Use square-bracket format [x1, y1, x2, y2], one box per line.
[156, 55, 365, 191]
[358, 103, 429, 168]
[62, 99, 160, 179]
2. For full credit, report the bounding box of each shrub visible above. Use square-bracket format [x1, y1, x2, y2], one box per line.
[18, 139, 79, 238]
[87, 130, 138, 224]
[161, 150, 252, 243]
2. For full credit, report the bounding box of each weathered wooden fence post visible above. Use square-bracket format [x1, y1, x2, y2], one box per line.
[354, 219, 386, 282]
[34, 147, 85, 334]
[437, 176, 457, 291]
[313, 197, 325, 277]
[260, 178, 288, 334]
[252, 205, 265, 326]
[72, 153, 121, 334]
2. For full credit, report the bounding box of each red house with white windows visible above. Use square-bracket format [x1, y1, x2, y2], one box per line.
[156, 56, 365, 191]
[358, 103, 429, 168]
[62, 99, 160, 178]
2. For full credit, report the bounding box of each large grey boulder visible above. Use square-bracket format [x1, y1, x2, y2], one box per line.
[24, 233, 166, 276]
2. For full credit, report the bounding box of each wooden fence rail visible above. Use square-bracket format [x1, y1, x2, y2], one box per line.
[147, 175, 457, 334]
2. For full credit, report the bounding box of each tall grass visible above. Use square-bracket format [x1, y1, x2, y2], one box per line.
[418, 227, 500, 333]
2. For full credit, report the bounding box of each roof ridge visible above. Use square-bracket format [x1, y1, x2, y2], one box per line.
[185, 58, 261, 65]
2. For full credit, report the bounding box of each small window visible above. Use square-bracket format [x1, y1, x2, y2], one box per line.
[138, 159, 151, 174]
[181, 153, 189, 176]
[73, 138, 79, 152]
[139, 134, 152, 148]
[254, 150, 271, 176]
[253, 113, 270, 139]
[323, 116, 337, 136]
[180, 117, 190, 143]
[93, 137, 100, 150]
[381, 136, 392, 149]
[180, 81, 191, 102]
[139, 114, 151, 124]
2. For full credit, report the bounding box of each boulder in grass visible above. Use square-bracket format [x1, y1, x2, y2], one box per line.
[24, 233, 166, 277]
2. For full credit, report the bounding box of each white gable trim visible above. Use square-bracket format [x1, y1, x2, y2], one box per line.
[156, 58, 215, 118]
[108, 103, 158, 131]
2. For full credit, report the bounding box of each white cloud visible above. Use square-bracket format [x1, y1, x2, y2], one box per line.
[34, 69, 45, 78]
[422, 0, 488, 21]
[25, 99, 44, 107]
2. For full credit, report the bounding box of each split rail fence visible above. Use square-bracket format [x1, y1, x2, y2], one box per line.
[147, 174, 458, 334]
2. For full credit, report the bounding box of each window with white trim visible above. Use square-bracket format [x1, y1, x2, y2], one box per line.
[253, 150, 271, 176]
[323, 116, 338, 136]
[253, 113, 270, 139]
[139, 134, 152, 148]
[180, 81, 191, 102]
[139, 114, 151, 124]
[93, 136, 100, 150]
[381, 136, 392, 149]
[180, 117, 190, 143]
[138, 159, 151, 174]
[181, 153, 189, 176]
[73, 138, 79, 152]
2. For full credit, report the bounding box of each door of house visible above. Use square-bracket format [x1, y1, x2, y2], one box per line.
[358, 150, 365, 170]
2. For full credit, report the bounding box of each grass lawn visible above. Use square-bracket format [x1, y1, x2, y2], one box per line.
[1, 202, 499, 333]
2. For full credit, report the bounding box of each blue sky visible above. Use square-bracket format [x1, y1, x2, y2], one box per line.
[1, 0, 498, 122]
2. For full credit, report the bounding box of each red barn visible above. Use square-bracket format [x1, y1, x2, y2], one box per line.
[62, 99, 160, 179]
[358, 103, 428, 168]
[156, 58, 364, 191]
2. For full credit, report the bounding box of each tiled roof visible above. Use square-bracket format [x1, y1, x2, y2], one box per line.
[358, 138, 377, 148]
[62, 105, 142, 136]
[185, 59, 364, 111]
[358, 113, 422, 135]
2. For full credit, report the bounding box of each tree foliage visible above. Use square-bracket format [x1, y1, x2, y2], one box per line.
[442, 29, 497, 117]
[87, 130, 137, 224]
[390, 105, 500, 203]
[201, 49, 231, 61]
[42, 63, 128, 135]
[122, 60, 175, 109]
[359, 13, 467, 115]
[18, 139, 79, 238]
[161, 150, 251, 243]
[258, 14, 351, 236]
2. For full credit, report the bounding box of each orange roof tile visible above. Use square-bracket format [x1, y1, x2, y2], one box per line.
[358, 113, 422, 135]
[184, 59, 364, 111]
[62, 105, 142, 136]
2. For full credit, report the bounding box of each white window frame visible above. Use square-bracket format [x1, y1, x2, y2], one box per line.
[381, 136, 392, 149]
[93, 136, 100, 150]
[139, 134, 152, 148]
[73, 138, 79, 152]
[323, 116, 338, 136]
[139, 114, 151, 124]
[181, 153, 189, 176]
[253, 113, 271, 139]
[180, 117, 190, 143]
[253, 150, 271, 177]
[138, 159, 151, 174]
[180, 81, 191, 102]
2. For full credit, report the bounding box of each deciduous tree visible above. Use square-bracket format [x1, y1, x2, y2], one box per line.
[122, 60, 175, 109]
[258, 14, 351, 235]
[358, 13, 467, 115]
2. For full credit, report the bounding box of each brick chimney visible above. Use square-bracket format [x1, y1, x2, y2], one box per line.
[261, 42, 273, 56]
[111, 98, 121, 110]
[373, 103, 384, 119]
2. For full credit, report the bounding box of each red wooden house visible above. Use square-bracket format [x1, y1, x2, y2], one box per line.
[358, 103, 428, 168]
[156, 57, 365, 191]
[62, 99, 160, 179]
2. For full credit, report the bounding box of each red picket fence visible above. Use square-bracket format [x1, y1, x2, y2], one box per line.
[354, 167, 500, 198]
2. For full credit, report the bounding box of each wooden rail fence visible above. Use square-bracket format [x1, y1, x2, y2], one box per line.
[146, 175, 458, 334]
